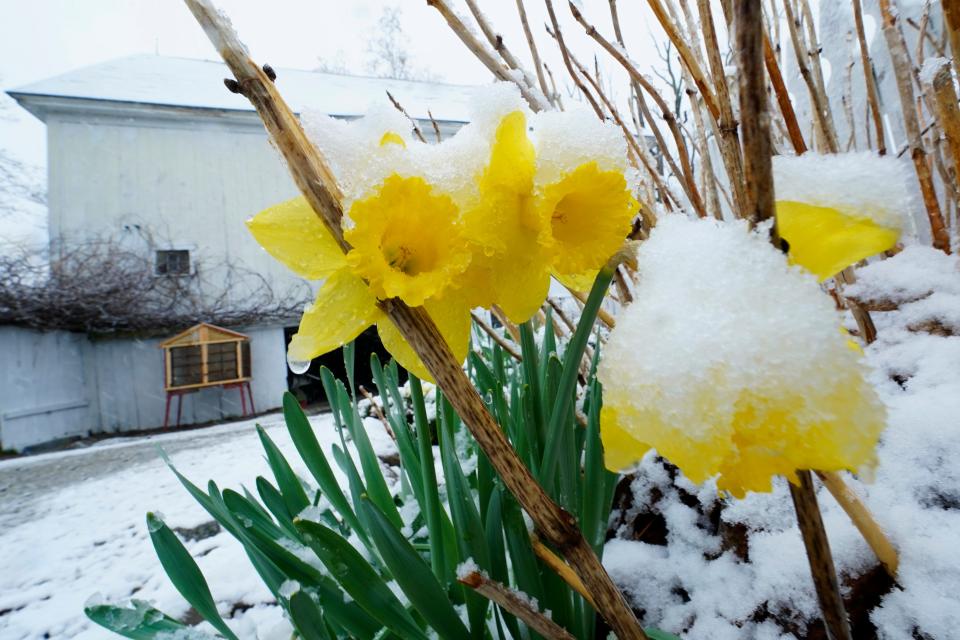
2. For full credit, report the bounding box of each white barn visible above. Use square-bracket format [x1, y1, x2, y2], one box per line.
[2, 54, 472, 451]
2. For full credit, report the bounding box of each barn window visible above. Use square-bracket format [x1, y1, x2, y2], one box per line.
[155, 249, 191, 276]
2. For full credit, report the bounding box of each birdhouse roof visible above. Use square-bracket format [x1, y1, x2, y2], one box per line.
[159, 322, 249, 348]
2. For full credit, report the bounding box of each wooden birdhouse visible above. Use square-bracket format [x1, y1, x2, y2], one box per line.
[159, 323, 254, 426]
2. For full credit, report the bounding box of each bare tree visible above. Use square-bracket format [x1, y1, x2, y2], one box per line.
[315, 50, 350, 74]
[0, 230, 310, 334]
[0, 83, 47, 246]
[365, 5, 435, 81]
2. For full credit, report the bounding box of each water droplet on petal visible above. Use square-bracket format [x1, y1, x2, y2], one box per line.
[288, 354, 311, 374]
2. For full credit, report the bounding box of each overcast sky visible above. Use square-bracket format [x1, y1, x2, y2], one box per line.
[0, 0, 670, 168]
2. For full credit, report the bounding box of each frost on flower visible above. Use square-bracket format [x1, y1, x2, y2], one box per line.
[597, 216, 886, 498]
[773, 152, 911, 281]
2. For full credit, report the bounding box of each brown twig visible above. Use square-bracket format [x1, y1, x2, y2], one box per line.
[568, 1, 707, 218]
[789, 472, 854, 640]
[852, 0, 886, 155]
[426, 109, 442, 143]
[763, 30, 809, 155]
[543, 62, 563, 109]
[878, 0, 951, 253]
[386, 91, 427, 143]
[569, 288, 615, 329]
[737, 3, 850, 636]
[737, 0, 777, 231]
[816, 471, 899, 578]
[426, 0, 550, 112]
[183, 3, 646, 637]
[515, 0, 551, 100]
[943, 0, 960, 79]
[783, 0, 838, 153]
[463, 0, 542, 97]
[560, 39, 677, 216]
[490, 304, 522, 343]
[928, 59, 960, 189]
[471, 310, 522, 362]
[358, 385, 395, 439]
[459, 570, 577, 640]
[799, 0, 840, 148]
[544, 1, 605, 118]
[696, 0, 748, 214]
[645, 0, 720, 121]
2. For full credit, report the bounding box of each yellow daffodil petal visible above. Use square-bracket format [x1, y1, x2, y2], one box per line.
[776, 200, 900, 281]
[556, 269, 597, 293]
[379, 131, 406, 147]
[600, 405, 651, 472]
[247, 196, 346, 280]
[465, 110, 553, 322]
[482, 111, 535, 200]
[345, 174, 470, 307]
[714, 383, 882, 498]
[540, 162, 637, 279]
[489, 252, 551, 323]
[287, 269, 379, 364]
[376, 290, 472, 383]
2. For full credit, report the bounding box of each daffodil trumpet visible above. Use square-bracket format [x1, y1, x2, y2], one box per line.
[247, 181, 473, 383]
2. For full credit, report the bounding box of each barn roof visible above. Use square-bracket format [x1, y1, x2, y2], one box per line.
[7, 54, 475, 124]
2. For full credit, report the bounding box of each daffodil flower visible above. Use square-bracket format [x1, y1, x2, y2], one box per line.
[247, 174, 473, 382]
[462, 110, 553, 323]
[597, 216, 885, 498]
[539, 161, 638, 291]
[774, 152, 908, 281]
[463, 110, 639, 322]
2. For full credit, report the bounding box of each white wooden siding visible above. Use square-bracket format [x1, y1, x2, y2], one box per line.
[0, 325, 288, 452]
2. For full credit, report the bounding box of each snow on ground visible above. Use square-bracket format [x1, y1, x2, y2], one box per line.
[1, 247, 957, 640]
[0, 411, 396, 640]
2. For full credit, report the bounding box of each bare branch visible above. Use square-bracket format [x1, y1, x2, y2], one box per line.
[459, 570, 577, 640]
[386, 90, 427, 143]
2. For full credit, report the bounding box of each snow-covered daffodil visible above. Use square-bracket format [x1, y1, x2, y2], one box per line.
[773, 152, 908, 281]
[598, 216, 885, 498]
[532, 109, 639, 292]
[250, 89, 639, 378]
[463, 110, 639, 322]
[247, 176, 473, 382]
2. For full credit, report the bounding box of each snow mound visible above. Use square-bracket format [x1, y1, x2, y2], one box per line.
[848, 244, 960, 304]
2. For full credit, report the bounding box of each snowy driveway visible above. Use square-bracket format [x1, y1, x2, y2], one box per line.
[0, 412, 345, 640]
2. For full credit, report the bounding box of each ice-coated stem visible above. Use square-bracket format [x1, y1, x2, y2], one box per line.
[181, 1, 647, 637]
